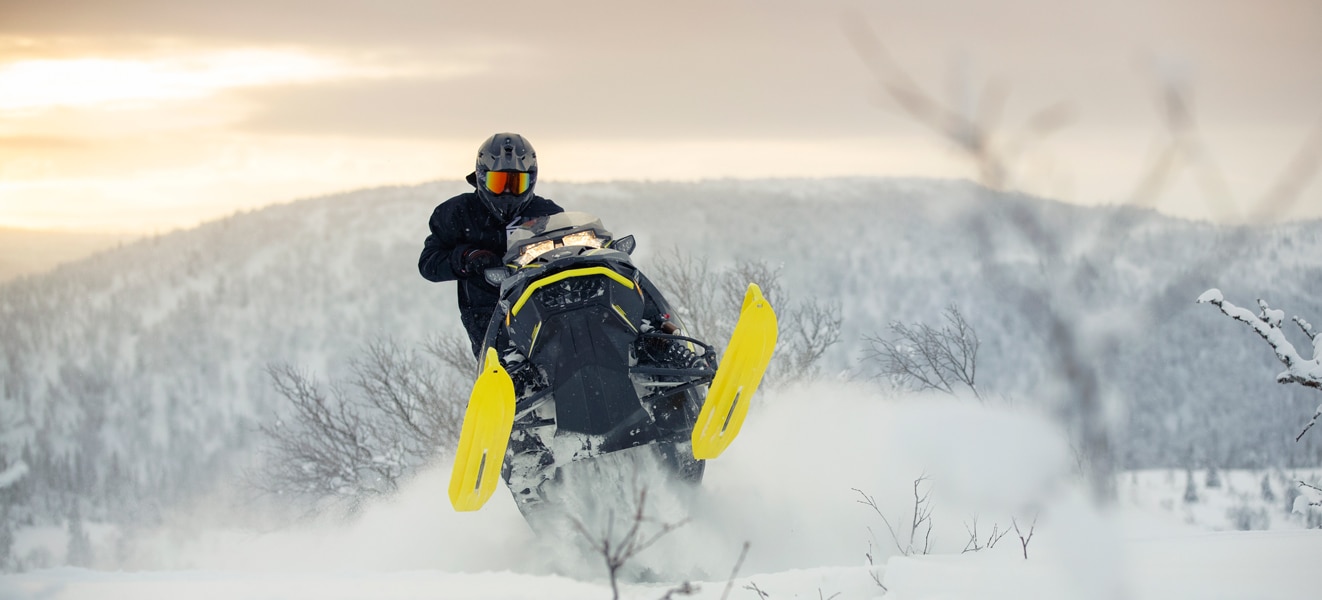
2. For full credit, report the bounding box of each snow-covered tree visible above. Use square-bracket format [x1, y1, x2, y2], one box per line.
[1183, 469, 1199, 504]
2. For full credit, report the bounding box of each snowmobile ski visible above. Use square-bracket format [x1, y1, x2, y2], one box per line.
[691, 283, 778, 459]
[448, 348, 517, 512]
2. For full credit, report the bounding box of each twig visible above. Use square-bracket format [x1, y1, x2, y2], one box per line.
[743, 581, 771, 599]
[962, 516, 1009, 553]
[864, 541, 888, 591]
[1297, 405, 1321, 443]
[1011, 513, 1039, 559]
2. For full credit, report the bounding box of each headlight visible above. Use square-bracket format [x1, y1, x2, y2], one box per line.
[561, 231, 603, 248]
[514, 230, 607, 266]
[516, 240, 556, 265]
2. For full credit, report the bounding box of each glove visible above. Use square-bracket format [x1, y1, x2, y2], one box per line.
[460, 248, 502, 278]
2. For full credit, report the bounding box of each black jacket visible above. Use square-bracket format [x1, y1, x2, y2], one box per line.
[418, 185, 563, 355]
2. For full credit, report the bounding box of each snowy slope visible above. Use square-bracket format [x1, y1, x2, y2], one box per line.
[2, 382, 1318, 599]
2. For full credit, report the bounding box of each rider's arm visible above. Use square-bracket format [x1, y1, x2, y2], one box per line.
[418, 201, 469, 283]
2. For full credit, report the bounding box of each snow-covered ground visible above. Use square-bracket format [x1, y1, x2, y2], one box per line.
[4, 382, 1319, 599]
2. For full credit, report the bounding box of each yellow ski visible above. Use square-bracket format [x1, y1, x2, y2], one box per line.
[692, 283, 778, 459]
[448, 348, 516, 512]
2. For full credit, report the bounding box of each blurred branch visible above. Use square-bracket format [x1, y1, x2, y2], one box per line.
[845, 10, 1322, 506]
[719, 541, 751, 600]
[843, 13, 1073, 191]
[1255, 117, 1322, 224]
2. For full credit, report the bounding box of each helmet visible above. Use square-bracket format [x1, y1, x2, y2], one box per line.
[473, 133, 538, 221]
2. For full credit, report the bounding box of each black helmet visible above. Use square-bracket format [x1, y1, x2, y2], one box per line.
[473, 133, 538, 221]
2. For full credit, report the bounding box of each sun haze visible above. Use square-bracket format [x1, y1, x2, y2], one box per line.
[1, 0, 1319, 233]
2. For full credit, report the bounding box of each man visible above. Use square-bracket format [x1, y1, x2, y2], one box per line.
[418, 133, 564, 357]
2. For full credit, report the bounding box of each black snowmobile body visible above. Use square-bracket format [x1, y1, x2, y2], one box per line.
[477, 212, 715, 516]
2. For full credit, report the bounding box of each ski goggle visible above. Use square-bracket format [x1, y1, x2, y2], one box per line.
[483, 171, 532, 195]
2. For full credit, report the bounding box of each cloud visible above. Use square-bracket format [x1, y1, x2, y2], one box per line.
[230, 70, 885, 142]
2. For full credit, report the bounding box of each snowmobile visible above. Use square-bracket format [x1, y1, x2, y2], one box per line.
[446, 212, 777, 518]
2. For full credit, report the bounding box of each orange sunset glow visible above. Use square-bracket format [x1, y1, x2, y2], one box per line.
[1, 0, 1319, 233]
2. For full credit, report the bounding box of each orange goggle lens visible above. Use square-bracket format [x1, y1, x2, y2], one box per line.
[483, 171, 532, 195]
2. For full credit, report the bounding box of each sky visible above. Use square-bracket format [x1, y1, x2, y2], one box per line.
[0, 0, 1319, 233]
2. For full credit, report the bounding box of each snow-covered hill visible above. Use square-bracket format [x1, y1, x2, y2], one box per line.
[1, 176, 1320, 540]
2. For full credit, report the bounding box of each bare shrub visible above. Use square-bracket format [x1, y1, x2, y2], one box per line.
[864, 304, 982, 401]
[649, 251, 841, 386]
[854, 476, 934, 557]
[255, 335, 469, 512]
[571, 486, 689, 600]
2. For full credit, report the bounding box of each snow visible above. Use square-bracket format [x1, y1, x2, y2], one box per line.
[3, 382, 1319, 599]
[0, 461, 27, 489]
[1196, 288, 1224, 304]
[884, 529, 1320, 600]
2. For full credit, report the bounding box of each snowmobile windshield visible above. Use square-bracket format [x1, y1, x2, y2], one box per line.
[506, 211, 613, 266]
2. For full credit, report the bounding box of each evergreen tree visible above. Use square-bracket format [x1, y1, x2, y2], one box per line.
[1183, 469, 1199, 504]
[66, 504, 93, 568]
[1205, 465, 1222, 489]
[0, 508, 14, 572]
[1260, 474, 1276, 502]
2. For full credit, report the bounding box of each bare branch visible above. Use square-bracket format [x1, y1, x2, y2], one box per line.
[855, 489, 906, 556]
[1197, 291, 1322, 405]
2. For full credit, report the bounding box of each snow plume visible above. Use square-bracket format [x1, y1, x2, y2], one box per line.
[77, 381, 1128, 599]
[103, 383, 1073, 565]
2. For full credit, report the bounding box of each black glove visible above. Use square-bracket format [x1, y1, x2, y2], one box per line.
[459, 249, 502, 278]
